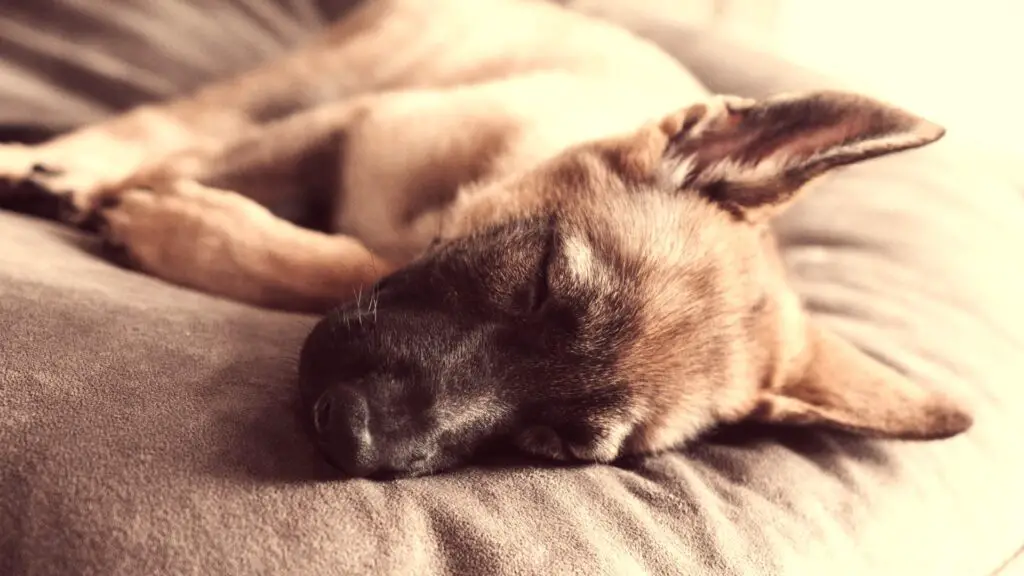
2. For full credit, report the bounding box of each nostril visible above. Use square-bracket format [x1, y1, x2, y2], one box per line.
[312, 393, 333, 436]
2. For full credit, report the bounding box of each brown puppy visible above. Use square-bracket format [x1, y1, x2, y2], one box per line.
[0, 0, 970, 478]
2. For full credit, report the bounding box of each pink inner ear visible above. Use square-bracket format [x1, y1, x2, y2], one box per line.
[695, 103, 905, 174]
[690, 128, 763, 167]
[775, 115, 874, 161]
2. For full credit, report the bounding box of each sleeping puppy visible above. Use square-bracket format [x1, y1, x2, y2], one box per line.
[0, 0, 971, 479]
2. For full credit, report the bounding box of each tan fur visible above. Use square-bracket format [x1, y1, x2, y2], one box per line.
[0, 0, 972, 467]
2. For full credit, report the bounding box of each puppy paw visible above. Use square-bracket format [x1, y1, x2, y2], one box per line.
[0, 139, 148, 226]
[514, 421, 628, 464]
[94, 179, 276, 294]
[514, 426, 570, 461]
[0, 146, 67, 219]
[0, 143, 57, 195]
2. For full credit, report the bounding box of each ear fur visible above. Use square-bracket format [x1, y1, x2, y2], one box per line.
[662, 90, 946, 223]
[749, 323, 973, 440]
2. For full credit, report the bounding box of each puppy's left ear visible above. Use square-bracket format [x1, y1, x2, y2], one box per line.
[662, 90, 946, 223]
[748, 324, 973, 440]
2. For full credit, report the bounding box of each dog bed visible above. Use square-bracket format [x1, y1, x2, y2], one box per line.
[1, 2, 1023, 574]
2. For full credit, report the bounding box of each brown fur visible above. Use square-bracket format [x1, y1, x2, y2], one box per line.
[0, 0, 971, 477]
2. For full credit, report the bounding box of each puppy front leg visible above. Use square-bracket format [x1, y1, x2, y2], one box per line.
[107, 100, 370, 218]
[96, 179, 393, 313]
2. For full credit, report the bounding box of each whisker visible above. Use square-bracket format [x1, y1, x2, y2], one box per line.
[370, 290, 379, 323]
[358, 287, 365, 326]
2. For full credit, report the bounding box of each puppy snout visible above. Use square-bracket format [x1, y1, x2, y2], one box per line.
[310, 385, 439, 479]
[310, 387, 378, 478]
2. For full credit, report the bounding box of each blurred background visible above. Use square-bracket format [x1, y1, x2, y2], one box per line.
[1, 0, 1020, 165]
[572, 0, 1023, 164]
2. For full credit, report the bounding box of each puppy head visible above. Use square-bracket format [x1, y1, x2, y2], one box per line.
[299, 90, 971, 479]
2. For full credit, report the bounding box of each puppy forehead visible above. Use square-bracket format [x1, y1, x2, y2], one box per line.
[561, 187, 733, 276]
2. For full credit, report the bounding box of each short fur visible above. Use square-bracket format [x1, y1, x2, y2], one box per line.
[0, 0, 971, 479]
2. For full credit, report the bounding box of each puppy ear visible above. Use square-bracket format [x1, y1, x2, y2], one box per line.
[749, 324, 973, 440]
[662, 90, 946, 223]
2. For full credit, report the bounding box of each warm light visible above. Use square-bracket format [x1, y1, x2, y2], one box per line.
[774, 0, 1024, 157]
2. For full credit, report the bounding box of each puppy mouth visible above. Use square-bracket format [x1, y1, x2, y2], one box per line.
[315, 445, 434, 480]
[364, 462, 433, 481]
[311, 430, 440, 480]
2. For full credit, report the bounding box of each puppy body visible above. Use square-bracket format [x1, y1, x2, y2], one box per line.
[3, 0, 711, 308]
[0, 0, 972, 478]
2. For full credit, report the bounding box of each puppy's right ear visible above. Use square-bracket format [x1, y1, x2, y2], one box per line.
[748, 323, 973, 440]
[659, 90, 945, 223]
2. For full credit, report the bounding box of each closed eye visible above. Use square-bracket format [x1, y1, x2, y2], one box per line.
[531, 223, 558, 313]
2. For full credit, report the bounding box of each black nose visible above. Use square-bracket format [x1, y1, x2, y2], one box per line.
[310, 387, 378, 478]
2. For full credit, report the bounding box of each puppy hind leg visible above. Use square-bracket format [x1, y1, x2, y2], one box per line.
[0, 0, 484, 223]
[107, 100, 373, 232]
